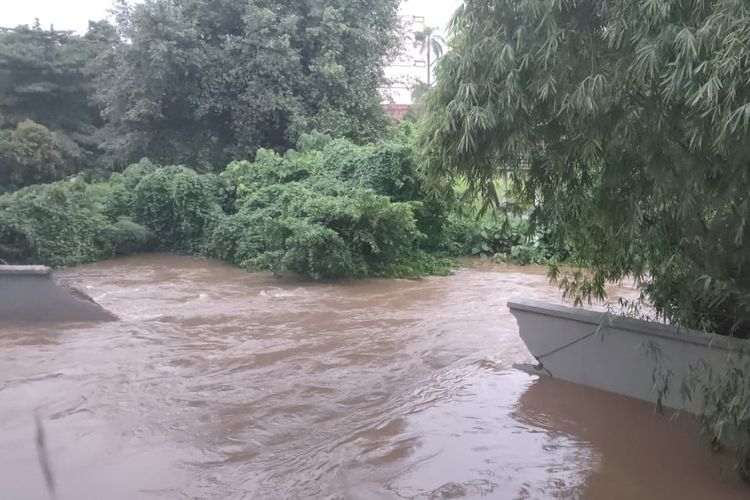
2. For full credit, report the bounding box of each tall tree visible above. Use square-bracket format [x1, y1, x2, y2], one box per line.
[0, 119, 69, 191]
[0, 21, 119, 168]
[422, 0, 750, 339]
[413, 25, 445, 86]
[96, 0, 400, 168]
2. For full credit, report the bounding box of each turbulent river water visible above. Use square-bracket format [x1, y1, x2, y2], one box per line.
[0, 254, 747, 500]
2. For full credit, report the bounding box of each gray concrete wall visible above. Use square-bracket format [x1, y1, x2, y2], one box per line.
[509, 298, 749, 412]
[0, 266, 116, 323]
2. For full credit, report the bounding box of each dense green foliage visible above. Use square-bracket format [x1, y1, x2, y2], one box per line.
[421, 0, 750, 476]
[207, 132, 455, 278]
[0, 124, 562, 277]
[0, 22, 118, 174]
[128, 165, 220, 254]
[95, 0, 399, 167]
[0, 120, 72, 191]
[0, 134, 462, 279]
[423, 0, 750, 339]
[0, 0, 401, 180]
[443, 215, 566, 264]
[0, 179, 150, 266]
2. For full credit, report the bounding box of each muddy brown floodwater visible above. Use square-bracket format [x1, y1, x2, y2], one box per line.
[0, 254, 747, 500]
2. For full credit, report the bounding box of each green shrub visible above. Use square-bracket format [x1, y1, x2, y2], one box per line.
[0, 120, 70, 191]
[0, 133, 557, 278]
[104, 159, 157, 217]
[316, 137, 422, 201]
[0, 180, 134, 266]
[321, 138, 369, 183]
[240, 182, 311, 217]
[220, 149, 323, 212]
[253, 218, 357, 280]
[208, 208, 267, 265]
[440, 211, 568, 265]
[207, 135, 453, 279]
[303, 192, 423, 275]
[508, 243, 547, 266]
[0, 209, 33, 263]
[442, 216, 521, 257]
[131, 166, 221, 253]
[411, 197, 451, 252]
[355, 142, 421, 201]
[209, 179, 445, 279]
[109, 217, 153, 255]
[296, 131, 332, 152]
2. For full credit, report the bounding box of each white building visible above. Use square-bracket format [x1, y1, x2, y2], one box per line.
[382, 0, 462, 107]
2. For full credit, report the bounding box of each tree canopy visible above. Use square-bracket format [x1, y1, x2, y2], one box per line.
[0, 120, 70, 191]
[0, 0, 401, 177]
[422, 0, 750, 338]
[95, 0, 401, 168]
[0, 21, 118, 169]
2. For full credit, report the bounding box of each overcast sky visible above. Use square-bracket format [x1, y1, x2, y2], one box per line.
[2, 0, 112, 32]
[2, 0, 462, 33]
[400, 0, 462, 30]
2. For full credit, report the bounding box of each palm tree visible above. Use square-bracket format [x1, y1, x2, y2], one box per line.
[414, 25, 445, 87]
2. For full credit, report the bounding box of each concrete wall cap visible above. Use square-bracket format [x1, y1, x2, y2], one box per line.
[0, 265, 52, 276]
[508, 297, 749, 353]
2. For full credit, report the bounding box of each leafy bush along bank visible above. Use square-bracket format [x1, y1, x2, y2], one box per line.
[0, 134, 562, 279]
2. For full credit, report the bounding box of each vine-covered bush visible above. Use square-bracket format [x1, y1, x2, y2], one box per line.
[210, 133, 451, 279]
[130, 166, 221, 253]
[0, 180, 150, 266]
[0, 131, 558, 279]
[261, 191, 432, 279]
[254, 219, 357, 280]
[0, 134, 458, 278]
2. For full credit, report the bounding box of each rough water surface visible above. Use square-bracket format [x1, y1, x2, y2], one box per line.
[0, 254, 746, 499]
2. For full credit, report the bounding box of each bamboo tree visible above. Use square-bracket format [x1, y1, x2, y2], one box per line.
[421, 0, 750, 477]
[422, 0, 750, 339]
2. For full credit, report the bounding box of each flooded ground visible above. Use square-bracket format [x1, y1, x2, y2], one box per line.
[0, 254, 746, 499]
